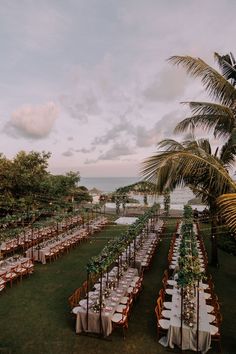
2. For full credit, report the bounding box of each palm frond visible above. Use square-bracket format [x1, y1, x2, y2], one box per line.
[195, 139, 212, 154]
[142, 147, 236, 197]
[174, 103, 235, 138]
[157, 139, 185, 151]
[217, 193, 236, 232]
[220, 128, 236, 166]
[215, 52, 236, 85]
[169, 56, 236, 106]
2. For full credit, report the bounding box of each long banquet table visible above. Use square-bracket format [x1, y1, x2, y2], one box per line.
[159, 222, 213, 353]
[26, 228, 87, 264]
[75, 267, 138, 336]
[159, 285, 212, 353]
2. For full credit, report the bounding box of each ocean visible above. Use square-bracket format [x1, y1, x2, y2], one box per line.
[80, 177, 205, 211]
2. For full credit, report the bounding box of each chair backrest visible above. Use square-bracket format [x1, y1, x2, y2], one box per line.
[214, 300, 220, 312]
[81, 280, 88, 297]
[122, 305, 130, 321]
[163, 269, 168, 280]
[0, 272, 7, 281]
[159, 288, 164, 301]
[155, 304, 161, 320]
[156, 296, 163, 315]
[162, 278, 167, 289]
[74, 288, 81, 304]
[68, 293, 76, 308]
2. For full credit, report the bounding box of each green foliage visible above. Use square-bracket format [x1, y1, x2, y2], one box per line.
[163, 190, 170, 216]
[86, 204, 159, 274]
[0, 151, 92, 222]
[177, 210, 204, 288]
[218, 227, 236, 255]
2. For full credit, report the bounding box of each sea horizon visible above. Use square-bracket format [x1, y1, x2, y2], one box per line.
[80, 176, 205, 211]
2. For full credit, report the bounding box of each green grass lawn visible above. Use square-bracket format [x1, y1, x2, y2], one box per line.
[0, 219, 235, 354]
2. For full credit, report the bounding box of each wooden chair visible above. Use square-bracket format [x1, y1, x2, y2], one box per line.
[21, 259, 34, 275]
[210, 313, 222, 353]
[15, 263, 28, 281]
[81, 281, 89, 298]
[68, 294, 75, 309]
[162, 278, 174, 296]
[159, 288, 172, 310]
[0, 273, 6, 293]
[111, 306, 130, 339]
[44, 248, 55, 263]
[157, 296, 171, 319]
[133, 279, 143, 300]
[5, 267, 18, 287]
[154, 303, 170, 339]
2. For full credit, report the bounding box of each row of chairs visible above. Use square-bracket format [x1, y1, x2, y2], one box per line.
[0, 259, 34, 293]
[44, 231, 89, 263]
[138, 223, 165, 272]
[1, 215, 90, 257]
[36, 218, 108, 263]
[139, 238, 160, 272]
[1, 226, 65, 257]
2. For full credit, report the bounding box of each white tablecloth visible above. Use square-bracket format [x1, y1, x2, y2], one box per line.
[159, 287, 211, 353]
[75, 268, 138, 336]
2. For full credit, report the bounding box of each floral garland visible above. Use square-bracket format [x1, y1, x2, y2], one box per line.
[86, 204, 159, 274]
[177, 205, 204, 288]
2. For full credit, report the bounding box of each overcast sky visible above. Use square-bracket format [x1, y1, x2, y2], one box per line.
[0, 0, 234, 177]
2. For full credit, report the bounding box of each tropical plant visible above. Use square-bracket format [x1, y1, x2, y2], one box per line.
[169, 53, 236, 162]
[142, 51, 236, 265]
[142, 137, 236, 265]
[163, 190, 170, 216]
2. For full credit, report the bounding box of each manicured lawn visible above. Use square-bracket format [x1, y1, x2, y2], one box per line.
[0, 219, 235, 353]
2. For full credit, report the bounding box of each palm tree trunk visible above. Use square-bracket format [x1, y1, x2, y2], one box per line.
[210, 212, 219, 267]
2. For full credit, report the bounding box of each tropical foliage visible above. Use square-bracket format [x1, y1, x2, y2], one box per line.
[0, 151, 91, 222]
[86, 204, 159, 274]
[142, 52, 236, 261]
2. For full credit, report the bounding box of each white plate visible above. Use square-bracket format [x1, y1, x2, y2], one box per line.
[79, 299, 93, 308]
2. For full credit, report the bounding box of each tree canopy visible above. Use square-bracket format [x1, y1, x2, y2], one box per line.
[0, 151, 91, 219]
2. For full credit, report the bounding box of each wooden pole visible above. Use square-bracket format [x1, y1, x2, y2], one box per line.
[196, 281, 200, 353]
[86, 270, 89, 331]
[181, 287, 183, 352]
[99, 270, 103, 336]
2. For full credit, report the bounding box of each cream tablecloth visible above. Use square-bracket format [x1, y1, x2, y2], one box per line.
[75, 268, 138, 336]
[159, 286, 211, 353]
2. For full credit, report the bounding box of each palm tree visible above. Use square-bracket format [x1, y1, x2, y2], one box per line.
[169, 54, 236, 159]
[142, 137, 236, 266]
[217, 193, 236, 232]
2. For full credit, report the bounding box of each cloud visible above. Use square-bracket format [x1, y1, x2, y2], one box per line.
[0, 2, 69, 52]
[92, 117, 133, 146]
[134, 110, 183, 147]
[143, 65, 188, 102]
[75, 147, 96, 154]
[60, 90, 101, 123]
[5, 102, 59, 139]
[62, 149, 74, 157]
[84, 158, 98, 165]
[84, 142, 135, 164]
[99, 143, 135, 160]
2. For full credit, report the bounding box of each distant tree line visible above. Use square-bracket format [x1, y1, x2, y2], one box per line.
[0, 150, 92, 220]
